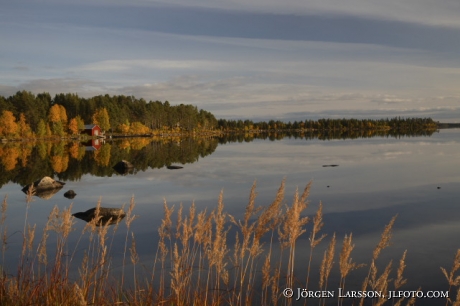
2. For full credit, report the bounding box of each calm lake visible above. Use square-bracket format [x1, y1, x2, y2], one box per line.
[1, 129, 459, 304]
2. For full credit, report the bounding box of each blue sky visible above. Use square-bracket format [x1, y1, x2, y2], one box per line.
[1, 0, 460, 122]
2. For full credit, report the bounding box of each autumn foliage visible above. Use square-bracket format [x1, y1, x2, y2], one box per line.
[116, 121, 151, 135]
[68, 118, 80, 136]
[1, 91, 220, 140]
[92, 108, 110, 132]
[0, 111, 19, 138]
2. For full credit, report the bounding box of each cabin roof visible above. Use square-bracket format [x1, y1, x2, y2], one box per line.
[83, 124, 99, 129]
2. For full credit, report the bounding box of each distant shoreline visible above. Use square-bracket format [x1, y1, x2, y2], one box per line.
[437, 123, 460, 129]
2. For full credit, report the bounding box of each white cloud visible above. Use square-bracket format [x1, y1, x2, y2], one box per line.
[77, 59, 226, 72]
[2, 1, 460, 123]
[0, 78, 107, 98]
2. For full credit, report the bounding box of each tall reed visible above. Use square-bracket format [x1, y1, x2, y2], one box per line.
[0, 180, 458, 305]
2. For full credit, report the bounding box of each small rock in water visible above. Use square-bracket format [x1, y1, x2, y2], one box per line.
[64, 190, 77, 199]
[437, 186, 441, 189]
[167, 165, 184, 170]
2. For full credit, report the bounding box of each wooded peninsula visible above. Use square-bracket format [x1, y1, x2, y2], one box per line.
[0, 91, 441, 139]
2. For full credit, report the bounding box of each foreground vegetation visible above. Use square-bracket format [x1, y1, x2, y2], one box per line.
[1, 181, 459, 305]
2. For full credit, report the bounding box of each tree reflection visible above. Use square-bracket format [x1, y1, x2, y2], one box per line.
[0, 136, 220, 188]
[94, 143, 111, 166]
[0, 129, 436, 188]
[0, 146, 20, 171]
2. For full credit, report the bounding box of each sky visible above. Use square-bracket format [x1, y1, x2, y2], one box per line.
[1, 0, 460, 122]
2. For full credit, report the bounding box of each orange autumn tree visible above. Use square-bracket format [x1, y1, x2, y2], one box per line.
[0, 110, 18, 138]
[18, 113, 33, 138]
[59, 104, 68, 124]
[117, 119, 130, 134]
[130, 122, 151, 134]
[48, 104, 61, 123]
[48, 104, 68, 136]
[68, 115, 84, 136]
[118, 123, 130, 134]
[68, 118, 79, 136]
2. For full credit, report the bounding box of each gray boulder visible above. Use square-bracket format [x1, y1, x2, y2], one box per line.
[22, 176, 65, 199]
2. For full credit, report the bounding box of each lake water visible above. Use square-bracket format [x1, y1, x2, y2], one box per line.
[0, 129, 459, 305]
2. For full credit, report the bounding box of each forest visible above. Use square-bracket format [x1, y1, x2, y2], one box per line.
[0, 91, 439, 139]
[0, 91, 218, 138]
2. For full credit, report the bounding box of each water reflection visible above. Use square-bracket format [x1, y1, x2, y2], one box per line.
[217, 129, 436, 144]
[0, 137, 220, 189]
[112, 160, 135, 175]
[0, 130, 442, 203]
[0, 130, 438, 188]
[166, 165, 184, 170]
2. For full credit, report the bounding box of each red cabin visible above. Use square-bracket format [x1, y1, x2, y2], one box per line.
[82, 124, 102, 137]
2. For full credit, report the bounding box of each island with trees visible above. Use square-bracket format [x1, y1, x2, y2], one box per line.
[0, 91, 441, 140]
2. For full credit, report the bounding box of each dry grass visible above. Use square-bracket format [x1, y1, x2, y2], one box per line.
[0, 180, 458, 305]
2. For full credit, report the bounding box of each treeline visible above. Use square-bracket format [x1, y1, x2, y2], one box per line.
[0, 91, 218, 138]
[0, 91, 439, 140]
[217, 117, 438, 132]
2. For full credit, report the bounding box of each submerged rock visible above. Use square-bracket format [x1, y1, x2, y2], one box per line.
[64, 190, 77, 199]
[322, 164, 339, 167]
[22, 176, 65, 199]
[73, 207, 126, 226]
[167, 165, 184, 170]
